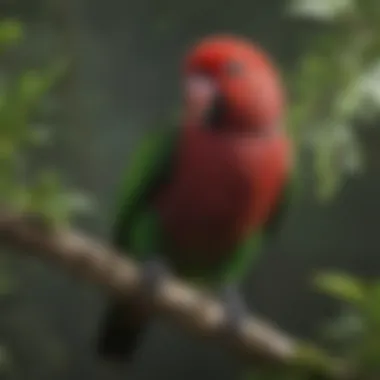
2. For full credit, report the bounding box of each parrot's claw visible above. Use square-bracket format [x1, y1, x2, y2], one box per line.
[140, 258, 168, 299]
[221, 284, 247, 337]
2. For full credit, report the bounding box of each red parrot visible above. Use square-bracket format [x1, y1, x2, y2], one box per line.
[97, 34, 293, 364]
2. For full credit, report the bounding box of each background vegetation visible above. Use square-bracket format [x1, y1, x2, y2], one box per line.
[2, 0, 380, 379]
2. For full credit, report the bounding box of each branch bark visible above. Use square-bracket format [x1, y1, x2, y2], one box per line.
[0, 212, 350, 379]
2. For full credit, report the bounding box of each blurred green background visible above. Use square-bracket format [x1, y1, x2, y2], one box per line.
[2, 0, 380, 379]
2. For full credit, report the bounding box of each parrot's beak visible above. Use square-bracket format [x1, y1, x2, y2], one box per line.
[185, 74, 217, 123]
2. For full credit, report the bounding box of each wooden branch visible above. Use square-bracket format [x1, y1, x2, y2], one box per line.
[0, 212, 350, 379]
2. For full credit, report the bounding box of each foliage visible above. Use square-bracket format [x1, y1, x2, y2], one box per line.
[0, 20, 93, 228]
[244, 272, 380, 380]
[0, 18, 93, 379]
[288, 0, 380, 200]
[273, 1, 380, 376]
[314, 272, 380, 378]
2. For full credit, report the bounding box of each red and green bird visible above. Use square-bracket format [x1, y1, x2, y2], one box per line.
[97, 34, 294, 363]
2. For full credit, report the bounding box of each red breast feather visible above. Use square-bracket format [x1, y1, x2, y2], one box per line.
[155, 126, 291, 266]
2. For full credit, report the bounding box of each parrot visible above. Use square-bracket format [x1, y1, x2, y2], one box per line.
[96, 34, 294, 364]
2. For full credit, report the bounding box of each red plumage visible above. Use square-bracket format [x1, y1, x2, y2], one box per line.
[155, 35, 292, 267]
[156, 126, 291, 260]
[183, 35, 285, 130]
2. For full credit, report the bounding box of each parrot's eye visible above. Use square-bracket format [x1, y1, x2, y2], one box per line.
[225, 61, 243, 76]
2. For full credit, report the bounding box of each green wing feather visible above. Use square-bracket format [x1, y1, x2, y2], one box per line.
[111, 125, 179, 256]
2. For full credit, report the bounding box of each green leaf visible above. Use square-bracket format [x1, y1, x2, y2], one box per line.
[314, 272, 367, 304]
[287, 0, 355, 21]
[360, 282, 380, 331]
[322, 309, 364, 345]
[312, 128, 340, 200]
[15, 59, 68, 112]
[0, 60, 68, 148]
[23, 172, 95, 227]
[0, 138, 15, 160]
[0, 20, 23, 49]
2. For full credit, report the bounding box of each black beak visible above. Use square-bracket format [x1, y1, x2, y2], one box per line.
[205, 94, 227, 131]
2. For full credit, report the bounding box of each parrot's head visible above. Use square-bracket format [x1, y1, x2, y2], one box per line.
[183, 35, 285, 135]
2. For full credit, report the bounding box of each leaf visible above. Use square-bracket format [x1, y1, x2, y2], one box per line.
[322, 309, 364, 345]
[23, 171, 95, 226]
[292, 343, 342, 379]
[287, 0, 355, 21]
[314, 272, 367, 304]
[359, 282, 380, 332]
[15, 59, 68, 112]
[0, 59, 68, 146]
[25, 170, 66, 223]
[0, 20, 23, 49]
[313, 128, 341, 200]
[0, 138, 15, 160]
[311, 122, 362, 200]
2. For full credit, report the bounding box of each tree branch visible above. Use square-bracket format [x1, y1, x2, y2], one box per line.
[0, 212, 350, 379]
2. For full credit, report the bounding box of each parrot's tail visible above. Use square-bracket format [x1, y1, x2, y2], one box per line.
[97, 298, 150, 363]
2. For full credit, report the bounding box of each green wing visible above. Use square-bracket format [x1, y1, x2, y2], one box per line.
[111, 125, 179, 253]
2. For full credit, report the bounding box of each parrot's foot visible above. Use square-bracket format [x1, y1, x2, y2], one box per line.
[221, 284, 247, 337]
[140, 258, 169, 299]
